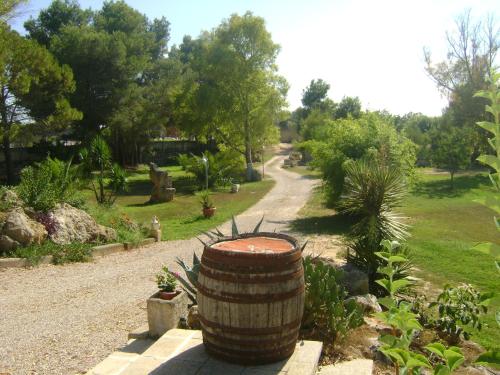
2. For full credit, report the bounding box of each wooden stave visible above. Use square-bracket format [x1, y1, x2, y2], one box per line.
[198, 233, 305, 364]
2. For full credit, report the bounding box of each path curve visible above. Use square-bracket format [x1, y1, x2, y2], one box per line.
[0, 145, 316, 375]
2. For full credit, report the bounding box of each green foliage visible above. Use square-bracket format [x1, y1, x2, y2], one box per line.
[17, 156, 81, 212]
[474, 350, 500, 369]
[183, 12, 286, 181]
[198, 190, 214, 209]
[302, 256, 364, 342]
[341, 160, 409, 284]
[473, 70, 500, 267]
[425, 343, 465, 375]
[429, 284, 492, 342]
[156, 266, 177, 292]
[12, 241, 92, 265]
[0, 24, 81, 184]
[173, 253, 201, 304]
[302, 112, 416, 204]
[301, 79, 330, 110]
[0, 0, 27, 21]
[79, 136, 128, 205]
[26, 0, 170, 164]
[335, 96, 362, 119]
[178, 150, 244, 189]
[375, 240, 414, 301]
[430, 124, 473, 186]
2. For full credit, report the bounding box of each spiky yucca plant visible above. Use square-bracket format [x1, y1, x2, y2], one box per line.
[340, 159, 409, 287]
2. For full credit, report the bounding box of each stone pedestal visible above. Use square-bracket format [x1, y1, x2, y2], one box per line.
[150, 229, 161, 242]
[147, 291, 189, 338]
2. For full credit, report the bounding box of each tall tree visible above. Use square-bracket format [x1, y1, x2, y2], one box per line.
[430, 124, 472, 186]
[335, 96, 362, 119]
[424, 10, 499, 157]
[25, 0, 170, 165]
[192, 12, 287, 180]
[0, 0, 27, 22]
[0, 26, 80, 184]
[301, 79, 330, 109]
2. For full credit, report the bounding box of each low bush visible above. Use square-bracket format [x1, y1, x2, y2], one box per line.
[10, 241, 93, 264]
[300, 112, 416, 205]
[429, 284, 492, 343]
[16, 156, 83, 212]
[302, 256, 364, 342]
[178, 150, 245, 189]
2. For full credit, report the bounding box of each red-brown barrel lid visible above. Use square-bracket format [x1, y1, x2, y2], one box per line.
[211, 236, 294, 254]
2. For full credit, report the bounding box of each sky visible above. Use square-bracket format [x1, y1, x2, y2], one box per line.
[10, 0, 500, 116]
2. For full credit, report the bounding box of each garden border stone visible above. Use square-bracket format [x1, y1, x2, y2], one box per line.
[0, 237, 157, 269]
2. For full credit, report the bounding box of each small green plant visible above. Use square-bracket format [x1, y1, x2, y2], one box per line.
[425, 343, 465, 375]
[199, 190, 214, 209]
[156, 266, 177, 292]
[429, 283, 492, 343]
[173, 253, 201, 304]
[79, 136, 128, 205]
[17, 156, 81, 212]
[375, 240, 414, 303]
[302, 256, 364, 342]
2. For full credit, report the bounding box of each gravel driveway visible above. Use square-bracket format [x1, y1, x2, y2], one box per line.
[0, 145, 316, 375]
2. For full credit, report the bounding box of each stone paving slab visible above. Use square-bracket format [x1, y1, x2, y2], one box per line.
[87, 329, 322, 375]
[317, 359, 373, 375]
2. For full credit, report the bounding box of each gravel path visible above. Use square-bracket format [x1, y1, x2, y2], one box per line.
[0, 145, 316, 375]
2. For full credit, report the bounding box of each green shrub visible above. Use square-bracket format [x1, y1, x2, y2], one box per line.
[178, 150, 245, 189]
[341, 159, 409, 287]
[11, 241, 92, 264]
[301, 112, 416, 205]
[79, 136, 128, 205]
[302, 256, 364, 342]
[17, 156, 82, 212]
[429, 284, 493, 343]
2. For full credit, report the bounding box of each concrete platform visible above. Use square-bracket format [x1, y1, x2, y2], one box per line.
[87, 329, 323, 375]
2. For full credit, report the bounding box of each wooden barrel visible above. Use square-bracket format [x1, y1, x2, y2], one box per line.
[197, 232, 304, 365]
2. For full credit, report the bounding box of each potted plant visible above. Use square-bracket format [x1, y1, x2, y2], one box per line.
[200, 191, 216, 218]
[156, 266, 179, 300]
[230, 178, 240, 193]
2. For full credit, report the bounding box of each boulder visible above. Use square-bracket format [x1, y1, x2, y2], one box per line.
[2, 208, 47, 246]
[0, 235, 20, 253]
[339, 262, 369, 296]
[346, 294, 382, 314]
[187, 305, 201, 330]
[48, 203, 116, 245]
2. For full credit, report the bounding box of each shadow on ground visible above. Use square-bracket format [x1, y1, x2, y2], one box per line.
[411, 174, 490, 199]
[290, 214, 354, 235]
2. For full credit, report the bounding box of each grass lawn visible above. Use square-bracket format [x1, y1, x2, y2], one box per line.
[402, 169, 499, 350]
[87, 165, 275, 241]
[291, 167, 499, 350]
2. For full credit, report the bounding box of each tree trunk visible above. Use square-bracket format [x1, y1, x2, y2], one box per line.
[450, 171, 455, 188]
[245, 142, 253, 182]
[2, 129, 13, 185]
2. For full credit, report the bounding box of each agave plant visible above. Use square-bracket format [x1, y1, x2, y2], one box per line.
[174, 253, 201, 304]
[340, 159, 409, 287]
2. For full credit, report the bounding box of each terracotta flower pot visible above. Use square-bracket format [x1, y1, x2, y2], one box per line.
[158, 290, 179, 300]
[203, 207, 216, 218]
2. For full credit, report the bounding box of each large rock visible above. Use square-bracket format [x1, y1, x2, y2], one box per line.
[2, 208, 47, 245]
[48, 203, 117, 245]
[339, 262, 369, 296]
[0, 235, 20, 253]
[346, 294, 382, 314]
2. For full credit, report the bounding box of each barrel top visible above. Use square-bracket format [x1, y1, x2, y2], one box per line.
[211, 236, 294, 254]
